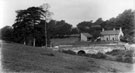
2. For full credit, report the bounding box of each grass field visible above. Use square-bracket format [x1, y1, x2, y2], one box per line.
[51, 37, 127, 46]
[2, 42, 134, 73]
[51, 37, 79, 46]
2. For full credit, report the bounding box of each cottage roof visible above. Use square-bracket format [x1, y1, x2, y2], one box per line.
[82, 33, 92, 37]
[101, 30, 120, 35]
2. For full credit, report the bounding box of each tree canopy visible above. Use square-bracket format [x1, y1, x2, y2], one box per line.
[77, 9, 135, 43]
[12, 4, 52, 46]
[9, 4, 72, 46]
[0, 26, 14, 42]
[1, 6, 134, 45]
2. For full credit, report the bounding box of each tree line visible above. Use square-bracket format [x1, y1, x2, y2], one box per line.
[0, 4, 74, 46]
[0, 4, 135, 47]
[77, 9, 135, 42]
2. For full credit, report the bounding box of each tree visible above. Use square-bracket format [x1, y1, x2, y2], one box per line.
[94, 18, 104, 25]
[46, 20, 57, 38]
[54, 20, 72, 38]
[114, 9, 134, 42]
[12, 3, 52, 46]
[77, 21, 92, 33]
[0, 26, 14, 42]
[71, 27, 79, 34]
[77, 20, 102, 40]
[100, 9, 134, 43]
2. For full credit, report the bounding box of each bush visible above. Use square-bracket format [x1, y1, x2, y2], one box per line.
[62, 50, 76, 55]
[116, 55, 124, 62]
[96, 52, 107, 59]
[116, 55, 133, 63]
[106, 49, 121, 56]
[87, 49, 134, 64]
[87, 52, 107, 59]
[113, 50, 134, 63]
[124, 57, 133, 63]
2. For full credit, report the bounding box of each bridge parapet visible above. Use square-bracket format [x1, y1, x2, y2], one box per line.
[58, 45, 126, 54]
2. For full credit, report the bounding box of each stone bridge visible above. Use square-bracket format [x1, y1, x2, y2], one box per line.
[56, 44, 127, 54]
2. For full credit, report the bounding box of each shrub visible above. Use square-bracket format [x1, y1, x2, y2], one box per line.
[116, 53, 133, 63]
[106, 49, 122, 56]
[87, 52, 107, 59]
[96, 52, 107, 59]
[124, 57, 133, 63]
[62, 50, 76, 55]
[116, 55, 124, 62]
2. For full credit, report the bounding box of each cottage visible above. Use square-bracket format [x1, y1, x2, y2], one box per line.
[100, 27, 124, 41]
[80, 33, 92, 41]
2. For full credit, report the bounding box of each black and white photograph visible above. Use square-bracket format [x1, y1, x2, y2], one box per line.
[0, 0, 135, 73]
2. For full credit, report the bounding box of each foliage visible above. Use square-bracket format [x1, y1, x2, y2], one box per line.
[87, 52, 107, 59]
[106, 49, 121, 56]
[54, 20, 72, 38]
[43, 20, 73, 38]
[62, 50, 76, 55]
[77, 9, 135, 43]
[70, 27, 79, 34]
[106, 49, 134, 63]
[1, 4, 72, 46]
[12, 4, 52, 46]
[0, 26, 14, 42]
[114, 9, 134, 42]
[1, 7, 134, 46]
[77, 19, 103, 40]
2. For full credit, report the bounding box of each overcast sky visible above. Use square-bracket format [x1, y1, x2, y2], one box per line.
[0, 0, 134, 28]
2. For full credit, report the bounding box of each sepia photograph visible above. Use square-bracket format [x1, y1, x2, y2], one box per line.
[0, 0, 135, 73]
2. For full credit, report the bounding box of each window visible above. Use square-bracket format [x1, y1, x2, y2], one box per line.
[106, 38, 108, 41]
[113, 38, 115, 40]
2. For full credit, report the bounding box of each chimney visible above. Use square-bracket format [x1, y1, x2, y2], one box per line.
[113, 28, 116, 31]
[102, 28, 104, 31]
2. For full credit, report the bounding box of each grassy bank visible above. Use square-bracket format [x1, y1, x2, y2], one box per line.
[2, 42, 133, 73]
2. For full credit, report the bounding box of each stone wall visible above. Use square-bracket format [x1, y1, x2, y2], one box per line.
[59, 45, 126, 54]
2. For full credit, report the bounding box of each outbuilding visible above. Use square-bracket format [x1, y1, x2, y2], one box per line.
[80, 33, 92, 41]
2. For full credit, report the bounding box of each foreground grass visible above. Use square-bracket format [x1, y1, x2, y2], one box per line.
[2, 42, 133, 73]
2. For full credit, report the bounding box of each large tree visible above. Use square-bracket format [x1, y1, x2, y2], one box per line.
[71, 27, 79, 34]
[77, 9, 134, 42]
[77, 21, 93, 33]
[54, 20, 72, 38]
[77, 20, 102, 40]
[100, 9, 135, 43]
[12, 3, 52, 46]
[115, 9, 135, 42]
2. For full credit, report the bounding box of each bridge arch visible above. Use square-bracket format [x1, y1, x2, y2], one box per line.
[77, 50, 86, 55]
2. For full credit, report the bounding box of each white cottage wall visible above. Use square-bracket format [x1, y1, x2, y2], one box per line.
[81, 33, 87, 41]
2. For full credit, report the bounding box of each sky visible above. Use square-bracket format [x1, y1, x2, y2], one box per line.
[0, 0, 134, 28]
